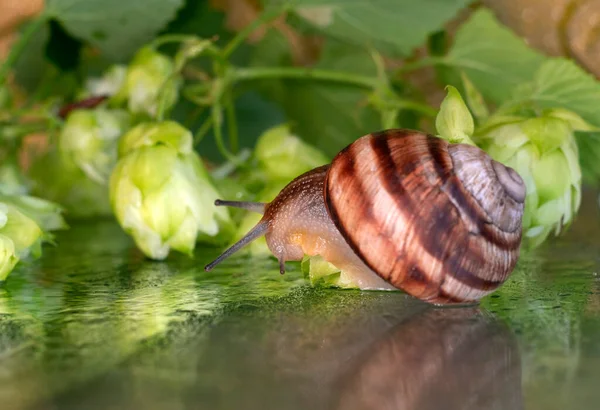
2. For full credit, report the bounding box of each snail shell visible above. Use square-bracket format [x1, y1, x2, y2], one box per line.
[325, 130, 525, 303]
[205, 129, 526, 305]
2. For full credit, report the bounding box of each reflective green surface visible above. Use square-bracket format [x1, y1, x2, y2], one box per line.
[1, 191, 599, 410]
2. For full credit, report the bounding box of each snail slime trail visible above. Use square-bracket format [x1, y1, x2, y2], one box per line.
[205, 129, 526, 306]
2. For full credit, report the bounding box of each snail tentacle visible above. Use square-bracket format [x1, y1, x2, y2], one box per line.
[204, 221, 269, 271]
[214, 199, 266, 214]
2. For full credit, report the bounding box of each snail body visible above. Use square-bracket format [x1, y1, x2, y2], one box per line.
[205, 129, 526, 305]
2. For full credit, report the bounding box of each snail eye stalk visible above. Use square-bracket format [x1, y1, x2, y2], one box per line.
[204, 201, 269, 271]
[214, 199, 266, 214]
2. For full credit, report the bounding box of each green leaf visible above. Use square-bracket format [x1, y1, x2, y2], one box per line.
[515, 59, 600, 128]
[446, 8, 546, 103]
[575, 131, 600, 186]
[46, 0, 185, 61]
[279, 0, 472, 56]
[45, 20, 84, 72]
[13, 23, 51, 91]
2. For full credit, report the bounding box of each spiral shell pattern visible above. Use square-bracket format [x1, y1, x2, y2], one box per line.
[324, 130, 525, 304]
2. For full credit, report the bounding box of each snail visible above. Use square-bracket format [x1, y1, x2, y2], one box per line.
[204, 129, 526, 304]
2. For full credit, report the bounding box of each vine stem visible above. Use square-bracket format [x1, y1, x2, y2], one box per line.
[151, 34, 197, 49]
[225, 93, 239, 153]
[230, 67, 435, 117]
[0, 15, 48, 86]
[211, 103, 240, 163]
[390, 100, 438, 117]
[155, 76, 176, 121]
[395, 56, 446, 74]
[194, 116, 213, 145]
[210, 148, 251, 179]
[232, 67, 378, 89]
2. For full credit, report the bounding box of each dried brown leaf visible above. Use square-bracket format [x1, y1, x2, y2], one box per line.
[483, 0, 600, 79]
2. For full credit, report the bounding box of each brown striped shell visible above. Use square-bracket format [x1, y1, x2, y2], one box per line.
[324, 129, 525, 304]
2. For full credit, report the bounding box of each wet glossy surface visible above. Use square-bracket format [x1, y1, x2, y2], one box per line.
[1, 190, 599, 410]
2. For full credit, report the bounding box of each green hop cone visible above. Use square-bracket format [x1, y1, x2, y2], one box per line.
[0, 235, 18, 281]
[0, 195, 66, 281]
[1, 195, 68, 235]
[84, 65, 127, 97]
[301, 255, 363, 289]
[435, 85, 477, 146]
[0, 157, 29, 195]
[254, 124, 330, 182]
[28, 148, 113, 219]
[476, 108, 586, 248]
[0, 203, 43, 259]
[113, 46, 179, 118]
[59, 108, 131, 184]
[109, 121, 235, 260]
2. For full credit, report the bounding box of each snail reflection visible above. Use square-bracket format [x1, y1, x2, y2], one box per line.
[206, 130, 526, 305]
[332, 307, 523, 410]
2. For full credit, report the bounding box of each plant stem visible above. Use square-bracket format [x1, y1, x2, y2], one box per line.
[395, 56, 446, 74]
[155, 78, 173, 121]
[0, 15, 47, 86]
[184, 105, 206, 129]
[183, 87, 211, 106]
[225, 94, 239, 153]
[211, 104, 239, 163]
[184, 83, 211, 97]
[393, 100, 438, 117]
[210, 149, 252, 180]
[194, 116, 213, 145]
[233, 67, 378, 89]
[223, 6, 289, 58]
[0, 121, 52, 143]
[152, 34, 197, 49]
